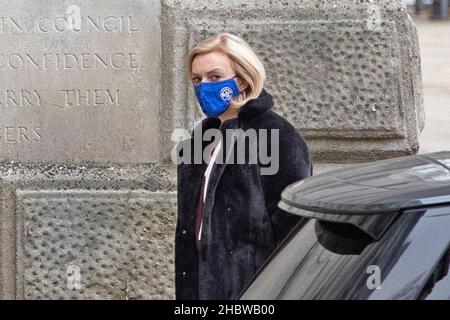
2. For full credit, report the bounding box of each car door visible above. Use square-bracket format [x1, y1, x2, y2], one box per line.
[240, 204, 450, 300]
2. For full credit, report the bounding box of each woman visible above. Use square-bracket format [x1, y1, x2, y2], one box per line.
[175, 33, 313, 300]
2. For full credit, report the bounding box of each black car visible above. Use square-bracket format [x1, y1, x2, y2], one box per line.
[240, 151, 450, 300]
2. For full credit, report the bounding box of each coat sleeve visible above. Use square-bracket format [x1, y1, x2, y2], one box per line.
[259, 119, 313, 245]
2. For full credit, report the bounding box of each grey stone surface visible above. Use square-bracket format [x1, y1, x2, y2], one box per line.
[0, 0, 427, 300]
[0, 163, 177, 299]
[161, 0, 424, 162]
[0, 0, 161, 163]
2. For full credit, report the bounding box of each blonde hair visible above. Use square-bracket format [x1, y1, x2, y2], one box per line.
[187, 32, 266, 110]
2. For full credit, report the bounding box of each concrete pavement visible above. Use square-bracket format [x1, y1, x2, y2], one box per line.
[414, 14, 450, 154]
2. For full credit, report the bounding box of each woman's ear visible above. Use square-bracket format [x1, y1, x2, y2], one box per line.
[236, 76, 249, 93]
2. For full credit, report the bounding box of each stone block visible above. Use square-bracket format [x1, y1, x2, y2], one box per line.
[161, 0, 424, 162]
[0, 163, 176, 299]
[0, 0, 161, 163]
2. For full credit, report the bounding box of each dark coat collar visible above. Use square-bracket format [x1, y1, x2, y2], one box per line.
[236, 87, 274, 121]
[199, 87, 274, 131]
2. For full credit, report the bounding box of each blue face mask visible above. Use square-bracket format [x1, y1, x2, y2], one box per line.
[194, 76, 241, 117]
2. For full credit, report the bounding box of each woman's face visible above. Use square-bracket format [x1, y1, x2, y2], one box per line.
[191, 51, 246, 91]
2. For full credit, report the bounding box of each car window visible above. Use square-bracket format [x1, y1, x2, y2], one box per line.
[240, 205, 450, 300]
[424, 267, 450, 299]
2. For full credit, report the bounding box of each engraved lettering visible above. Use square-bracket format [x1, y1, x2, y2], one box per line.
[18, 127, 30, 143]
[0, 53, 139, 70]
[0, 126, 43, 144]
[60, 89, 120, 107]
[1, 90, 42, 107]
[36, 15, 139, 33]
[0, 16, 23, 33]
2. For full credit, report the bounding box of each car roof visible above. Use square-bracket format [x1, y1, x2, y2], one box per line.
[279, 151, 450, 216]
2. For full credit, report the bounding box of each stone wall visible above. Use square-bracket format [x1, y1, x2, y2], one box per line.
[161, 0, 424, 162]
[0, 0, 423, 299]
[0, 163, 176, 299]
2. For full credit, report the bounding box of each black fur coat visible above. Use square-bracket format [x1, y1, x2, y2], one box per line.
[175, 88, 313, 300]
